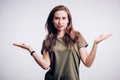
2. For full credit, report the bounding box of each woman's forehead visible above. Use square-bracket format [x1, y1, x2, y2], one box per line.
[54, 10, 68, 17]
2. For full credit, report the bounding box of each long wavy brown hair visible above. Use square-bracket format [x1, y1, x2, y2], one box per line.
[44, 5, 82, 52]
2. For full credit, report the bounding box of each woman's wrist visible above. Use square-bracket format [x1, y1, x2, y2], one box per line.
[28, 47, 36, 56]
[93, 41, 98, 48]
[28, 47, 33, 52]
[94, 39, 99, 45]
[30, 50, 36, 56]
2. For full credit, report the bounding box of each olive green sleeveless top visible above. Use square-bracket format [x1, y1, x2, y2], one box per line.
[41, 37, 88, 80]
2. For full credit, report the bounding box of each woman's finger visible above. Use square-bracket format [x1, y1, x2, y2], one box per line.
[105, 34, 112, 39]
[13, 43, 21, 46]
[13, 43, 25, 48]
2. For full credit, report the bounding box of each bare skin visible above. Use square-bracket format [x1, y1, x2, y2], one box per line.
[13, 10, 112, 69]
[13, 34, 111, 69]
[79, 34, 112, 67]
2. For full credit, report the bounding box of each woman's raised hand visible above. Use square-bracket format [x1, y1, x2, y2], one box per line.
[13, 43, 33, 52]
[94, 34, 112, 44]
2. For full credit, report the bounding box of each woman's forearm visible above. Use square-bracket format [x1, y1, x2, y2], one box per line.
[85, 34, 111, 67]
[85, 42, 98, 67]
[13, 43, 50, 70]
[29, 48, 50, 70]
[32, 53, 50, 70]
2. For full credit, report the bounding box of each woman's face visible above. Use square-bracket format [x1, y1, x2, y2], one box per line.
[52, 10, 69, 32]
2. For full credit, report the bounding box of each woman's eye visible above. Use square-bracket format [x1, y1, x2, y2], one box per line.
[55, 17, 59, 20]
[62, 17, 66, 20]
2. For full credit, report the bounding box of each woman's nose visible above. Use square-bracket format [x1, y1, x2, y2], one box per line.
[58, 19, 63, 24]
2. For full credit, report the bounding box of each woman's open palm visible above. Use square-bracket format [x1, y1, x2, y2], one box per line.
[13, 43, 32, 51]
[95, 34, 112, 44]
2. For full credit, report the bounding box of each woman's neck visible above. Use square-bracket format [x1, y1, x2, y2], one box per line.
[57, 30, 65, 38]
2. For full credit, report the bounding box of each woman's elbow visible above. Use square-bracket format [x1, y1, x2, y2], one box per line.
[84, 61, 93, 68]
[41, 64, 50, 70]
[85, 64, 92, 68]
[42, 66, 49, 70]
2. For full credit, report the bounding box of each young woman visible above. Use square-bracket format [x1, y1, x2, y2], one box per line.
[13, 5, 111, 80]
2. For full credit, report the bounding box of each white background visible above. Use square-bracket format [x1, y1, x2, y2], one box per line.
[0, 0, 120, 80]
